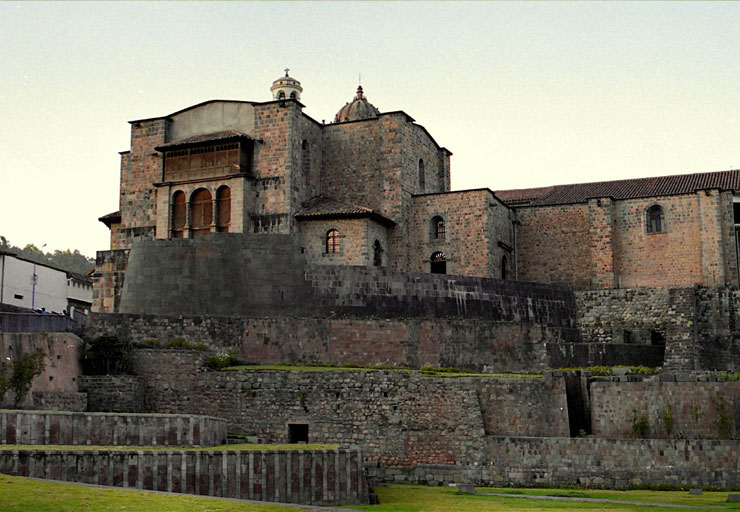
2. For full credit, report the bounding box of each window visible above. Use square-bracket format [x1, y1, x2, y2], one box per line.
[326, 229, 340, 253]
[216, 186, 231, 233]
[418, 159, 425, 190]
[190, 188, 213, 238]
[278, 91, 286, 100]
[430, 251, 446, 274]
[431, 216, 445, 240]
[290, 91, 297, 99]
[373, 240, 383, 266]
[171, 191, 186, 238]
[646, 205, 664, 233]
[501, 255, 508, 280]
[288, 423, 308, 443]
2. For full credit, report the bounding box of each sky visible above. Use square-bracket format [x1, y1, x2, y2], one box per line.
[2, 2, 740, 258]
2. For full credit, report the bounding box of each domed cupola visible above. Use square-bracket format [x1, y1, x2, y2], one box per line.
[271, 68, 303, 101]
[333, 85, 380, 123]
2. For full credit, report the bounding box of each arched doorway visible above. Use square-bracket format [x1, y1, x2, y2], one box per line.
[190, 188, 213, 238]
[430, 251, 446, 274]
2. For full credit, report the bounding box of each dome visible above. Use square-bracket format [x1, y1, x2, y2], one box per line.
[271, 68, 303, 101]
[333, 86, 380, 123]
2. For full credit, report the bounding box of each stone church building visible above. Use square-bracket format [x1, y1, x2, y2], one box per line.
[95, 71, 740, 312]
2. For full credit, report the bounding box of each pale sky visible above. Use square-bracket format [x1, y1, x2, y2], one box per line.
[2, 2, 740, 257]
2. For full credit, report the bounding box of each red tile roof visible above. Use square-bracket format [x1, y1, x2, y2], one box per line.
[295, 196, 395, 226]
[495, 169, 740, 206]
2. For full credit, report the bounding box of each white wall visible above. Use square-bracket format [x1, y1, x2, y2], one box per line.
[0, 254, 68, 313]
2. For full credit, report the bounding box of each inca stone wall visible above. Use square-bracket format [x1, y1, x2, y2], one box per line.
[590, 379, 740, 439]
[129, 351, 571, 466]
[0, 410, 226, 447]
[0, 448, 367, 506]
[485, 437, 739, 489]
[78, 375, 145, 413]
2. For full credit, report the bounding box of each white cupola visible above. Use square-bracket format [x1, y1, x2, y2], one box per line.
[270, 68, 303, 101]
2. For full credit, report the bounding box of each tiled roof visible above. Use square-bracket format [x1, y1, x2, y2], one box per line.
[98, 210, 121, 227]
[495, 169, 740, 207]
[155, 130, 251, 151]
[295, 196, 395, 226]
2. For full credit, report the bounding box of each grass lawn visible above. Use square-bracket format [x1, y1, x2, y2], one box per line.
[352, 485, 740, 512]
[2, 479, 739, 512]
[0, 443, 339, 452]
[0, 474, 311, 512]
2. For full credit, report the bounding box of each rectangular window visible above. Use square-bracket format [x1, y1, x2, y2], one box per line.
[13, 294, 23, 300]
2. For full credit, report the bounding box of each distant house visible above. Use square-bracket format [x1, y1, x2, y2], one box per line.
[0, 250, 92, 319]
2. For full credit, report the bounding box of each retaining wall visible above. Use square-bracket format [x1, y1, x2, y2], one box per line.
[486, 436, 739, 489]
[0, 410, 226, 447]
[0, 448, 367, 506]
[0, 333, 83, 408]
[78, 375, 145, 413]
[590, 379, 740, 439]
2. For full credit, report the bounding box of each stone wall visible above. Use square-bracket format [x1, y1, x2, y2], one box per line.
[515, 204, 592, 288]
[575, 287, 696, 371]
[0, 410, 226, 447]
[31, 392, 87, 412]
[93, 249, 128, 313]
[90, 317, 575, 372]
[0, 333, 82, 408]
[117, 235, 309, 316]
[0, 448, 367, 506]
[127, 354, 574, 466]
[546, 343, 666, 369]
[485, 437, 739, 489]
[513, 191, 739, 290]
[78, 375, 145, 413]
[409, 189, 513, 278]
[590, 379, 740, 439]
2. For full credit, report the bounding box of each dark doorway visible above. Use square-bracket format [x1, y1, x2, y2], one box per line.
[288, 423, 308, 443]
[564, 371, 591, 437]
[430, 251, 446, 274]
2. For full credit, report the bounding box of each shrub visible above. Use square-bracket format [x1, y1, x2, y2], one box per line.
[661, 404, 674, 437]
[205, 351, 237, 370]
[81, 335, 132, 375]
[0, 348, 46, 406]
[632, 411, 650, 439]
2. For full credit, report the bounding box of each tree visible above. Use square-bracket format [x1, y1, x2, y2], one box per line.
[0, 236, 94, 274]
[0, 349, 46, 407]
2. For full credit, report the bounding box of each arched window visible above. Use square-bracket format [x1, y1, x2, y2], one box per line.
[501, 254, 508, 280]
[290, 91, 297, 99]
[216, 186, 231, 233]
[278, 91, 286, 100]
[326, 229, 340, 253]
[418, 159, 425, 190]
[373, 240, 383, 267]
[171, 191, 186, 238]
[431, 216, 445, 240]
[646, 205, 665, 234]
[190, 188, 213, 238]
[430, 251, 446, 274]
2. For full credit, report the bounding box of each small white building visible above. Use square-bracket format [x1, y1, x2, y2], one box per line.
[0, 250, 92, 316]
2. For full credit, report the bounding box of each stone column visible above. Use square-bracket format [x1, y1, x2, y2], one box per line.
[588, 197, 616, 288]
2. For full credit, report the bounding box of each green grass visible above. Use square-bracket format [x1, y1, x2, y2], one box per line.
[352, 484, 740, 511]
[0, 474, 297, 511]
[1, 479, 739, 511]
[0, 443, 339, 452]
[480, 486, 740, 507]
[224, 363, 542, 378]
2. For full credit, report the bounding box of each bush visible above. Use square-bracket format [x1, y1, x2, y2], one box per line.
[205, 351, 237, 370]
[81, 335, 132, 375]
[632, 411, 650, 439]
[0, 348, 46, 406]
